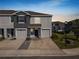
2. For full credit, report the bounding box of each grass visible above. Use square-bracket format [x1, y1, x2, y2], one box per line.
[51, 32, 79, 49]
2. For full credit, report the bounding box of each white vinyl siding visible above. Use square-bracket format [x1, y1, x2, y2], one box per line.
[34, 17, 40, 24]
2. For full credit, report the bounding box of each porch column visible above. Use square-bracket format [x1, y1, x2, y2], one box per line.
[38, 28, 41, 38]
[4, 28, 7, 38]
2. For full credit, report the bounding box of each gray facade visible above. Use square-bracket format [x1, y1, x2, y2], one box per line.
[52, 21, 65, 32]
[0, 10, 52, 39]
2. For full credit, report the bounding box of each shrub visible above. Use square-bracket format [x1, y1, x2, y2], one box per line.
[51, 33, 58, 39]
[64, 34, 77, 40]
[0, 37, 5, 41]
[53, 31, 64, 34]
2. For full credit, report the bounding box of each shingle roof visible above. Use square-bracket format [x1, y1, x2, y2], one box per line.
[0, 10, 16, 14]
[0, 10, 52, 16]
[25, 11, 51, 16]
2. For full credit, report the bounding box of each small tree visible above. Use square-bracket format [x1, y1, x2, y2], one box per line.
[72, 29, 79, 40]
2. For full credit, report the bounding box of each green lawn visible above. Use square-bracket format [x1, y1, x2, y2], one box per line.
[51, 32, 79, 49]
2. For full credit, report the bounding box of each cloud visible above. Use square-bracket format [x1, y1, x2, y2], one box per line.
[53, 15, 79, 22]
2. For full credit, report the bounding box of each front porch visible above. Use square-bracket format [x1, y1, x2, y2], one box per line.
[27, 24, 41, 38]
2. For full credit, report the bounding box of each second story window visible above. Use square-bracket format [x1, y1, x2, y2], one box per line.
[18, 15, 25, 24]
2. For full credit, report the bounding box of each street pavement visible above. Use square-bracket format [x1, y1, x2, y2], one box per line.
[0, 56, 79, 59]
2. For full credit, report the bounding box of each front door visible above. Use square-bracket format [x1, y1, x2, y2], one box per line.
[35, 30, 39, 38]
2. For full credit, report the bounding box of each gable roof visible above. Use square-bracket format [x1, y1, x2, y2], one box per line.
[0, 10, 52, 16]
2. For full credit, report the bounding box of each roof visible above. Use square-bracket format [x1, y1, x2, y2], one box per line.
[25, 11, 52, 16]
[0, 10, 52, 16]
[0, 10, 16, 14]
[52, 21, 65, 25]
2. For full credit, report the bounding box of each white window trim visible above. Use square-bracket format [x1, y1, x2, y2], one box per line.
[18, 15, 25, 16]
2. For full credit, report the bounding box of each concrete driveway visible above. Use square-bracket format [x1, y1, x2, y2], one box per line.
[0, 39, 26, 50]
[27, 38, 64, 54]
[28, 38, 60, 50]
[0, 38, 65, 56]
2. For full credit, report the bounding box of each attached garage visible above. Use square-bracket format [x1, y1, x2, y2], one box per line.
[16, 28, 27, 39]
[41, 29, 50, 38]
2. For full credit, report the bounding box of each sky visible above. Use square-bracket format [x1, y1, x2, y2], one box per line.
[0, 0, 79, 22]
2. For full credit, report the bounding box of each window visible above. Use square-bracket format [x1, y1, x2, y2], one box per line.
[34, 17, 40, 24]
[11, 16, 14, 22]
[18, 15, 25, 24]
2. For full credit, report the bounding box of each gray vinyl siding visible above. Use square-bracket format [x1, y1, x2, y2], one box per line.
[14, 15, 30, 28]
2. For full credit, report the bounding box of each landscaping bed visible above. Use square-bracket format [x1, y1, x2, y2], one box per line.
[51, 32, 79, 49]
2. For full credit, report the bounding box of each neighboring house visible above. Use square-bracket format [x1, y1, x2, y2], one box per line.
[0, 10, 52, 39]
[52, 21, 65, 32]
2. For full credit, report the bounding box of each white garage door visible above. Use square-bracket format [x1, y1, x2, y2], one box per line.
[42, 29, 50, 37]
[16, 28, 27, 39]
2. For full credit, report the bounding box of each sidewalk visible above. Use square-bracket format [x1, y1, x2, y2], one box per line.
[0, 50, 65, 57]
[62, 48, 79, 55]
[0, 48, 79, 57]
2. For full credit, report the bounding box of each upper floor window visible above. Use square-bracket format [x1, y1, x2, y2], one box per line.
[18, 15, 25, 24]
[34, 17, 40, 24]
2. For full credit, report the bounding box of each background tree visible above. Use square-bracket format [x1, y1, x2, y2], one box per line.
[68, 19, 79, 40]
